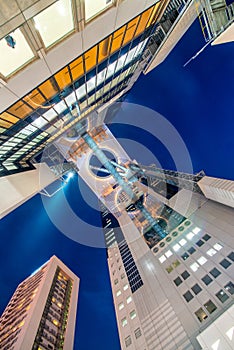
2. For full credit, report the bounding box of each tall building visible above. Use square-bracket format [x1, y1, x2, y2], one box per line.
[0, 255, 79, 350]
[0, 1, 233, 349]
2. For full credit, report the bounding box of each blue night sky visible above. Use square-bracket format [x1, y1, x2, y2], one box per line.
[0, 20, 233, 349]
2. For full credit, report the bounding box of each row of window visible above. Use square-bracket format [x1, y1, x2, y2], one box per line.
[125, 328, 142, 348]
[121, 310, 137, 327]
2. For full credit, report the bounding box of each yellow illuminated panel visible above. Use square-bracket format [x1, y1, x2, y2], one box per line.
[146, 2, 161, 27]
[70, 57, 84, 81]
[0, 112, 18, 124]
[55, 67, 71, 90]
[135, 8, 153, 36]
[123, 17, 139, 46]
[111, 26, 126, 54]
[8, 101, 32, 119]
[39, 79, 58, 100]
[23, 89, 46, 109]
[0, 120, 12, 128]
[98, 36, 111, 62]
[84, 46, 98, 73]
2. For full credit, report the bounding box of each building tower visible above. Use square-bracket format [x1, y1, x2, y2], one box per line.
[0, 256, 79, 350]
[56, 121, 233, 350]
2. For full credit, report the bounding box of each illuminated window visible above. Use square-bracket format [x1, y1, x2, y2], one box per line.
[121, 317, 127, 327]
[173, 243, 180, 252]
[116, 290, 121, 297]
[179, 238, 187, 246]
[0, 28, 34, 77]
[197, 256, 207, 265]
[215, 289, 229, 303]
[165, 250, 172, 258]
[159, 255, 166, 263]
[118, 302, 124, 311]
[130, 310, 136, 319]
[53, 319, 59, 326]
[123, 284, 129, 291]
[193, 227, 201, 234]
[186, 232, 194, 240]
[34, 0, 74, 48]
[214, 243, 223, 251]
[84, 0, 114, 21]
[126, 296, 132, 304]
[190, 262, 199, 272]
[207, 248, 217, 256]
[195, 307, 208, 322]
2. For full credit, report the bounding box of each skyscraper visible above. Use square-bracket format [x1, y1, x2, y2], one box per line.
[0, 255, 79, 350]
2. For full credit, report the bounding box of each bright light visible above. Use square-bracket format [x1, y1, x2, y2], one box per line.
[226, 326, 234, 341]
[211, 339, 220, 350]
[197, 256, 207, 265]
[67, 171, 75, 180]
[214, 243, 223, 251]
[207, 248, 217, 256]
[159, 255, 166, 263]
[165, 250, 172, 258]
[173, 243, 180, 252]
[190, 262, 199, 272]
[193, 227, 201, 234]
[179, 238, 187, 246]
[186, 232, 194, 240]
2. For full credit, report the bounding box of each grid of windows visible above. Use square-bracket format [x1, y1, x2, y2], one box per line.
[119, 240, 143, 293]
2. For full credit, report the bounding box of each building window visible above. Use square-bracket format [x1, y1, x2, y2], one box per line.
[181, 253, 189, 261]
[114, 279, 118, 285]
[209, 267, 221, 278]
[130, 310, 137, 319]
[173, 243, 181, 252]
[192, 283, 202, 295]
[166, 265, 173, 273]
[159, 255, 166, 263]
[134, 327, 142, 339]
[196, 240, 204, 247]
[227, 252, 234, 262]
[202, 275, 213, 285]
[186, 232, 194, 240]
[204, 300, 217, 314]
[224, 281, 234, 295]
[203, 234, 211, 241]
[126, 296, 132, 304]
[118, 302, 124, 310]
[179, 238, 187, 246]
[172, 260, 180, 268]
[197, 256, 207, 265]
[181, 270, 190, 280]
[123, 284, 129, 291]
[183, 291, 194, 302]
[116, 290, 121, 297]
[220, 259, 231, 269]
[125, 335, 132, 347]
[188, 247, 196, 255]
[193, 227, 201, 234]
[121, 317, 127, 327]
[195, 307, 208, 323]
[165, 250, 172, 258]
[215, 290, 229, 303]
[213, 243, 223, 251]
[190, 262, 199, 272]
[207, 248, 217, 256]
[173, 277, 183, 286]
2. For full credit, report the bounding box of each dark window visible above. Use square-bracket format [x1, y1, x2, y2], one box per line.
[181, 253, 189, 261]
[125, 336, 132, 347]
[204, 300, 217, 314]
[134, 328, 142, 339]
[196, 240, 204, 247]
[220, 259, 231, 269]
[181, 270, 190, 280]
[202, 234, 211, 241]
[215, 290, 229, 303]
[202, 275, 213, 285]
[188, 247, 196, 255]
[227, 252, 234, 262]
[166, 265, 173, 273]
[195, 308, 208, 323]
[192, 284, 202, 295]
[183, 291, 194, 302]
[224, 281, 234, 295]
[209, 267, 221, 278]
[174, 277, 183, 286]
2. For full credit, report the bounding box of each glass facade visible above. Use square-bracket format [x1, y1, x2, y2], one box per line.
[0, 3, 160, 177]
